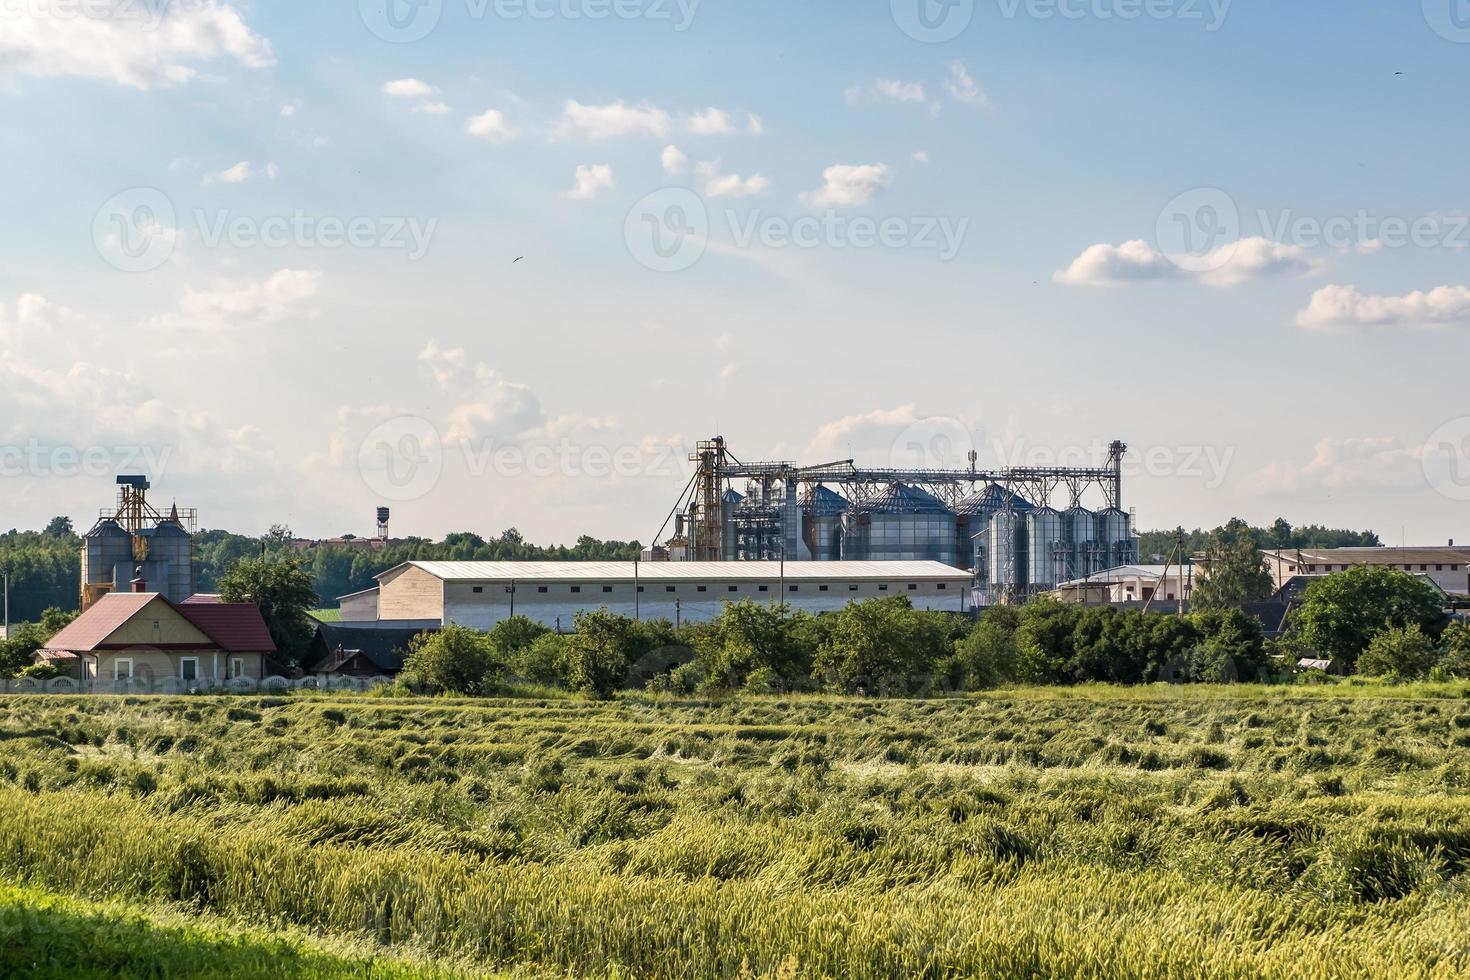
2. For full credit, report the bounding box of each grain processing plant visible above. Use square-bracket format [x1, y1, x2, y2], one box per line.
[80, 476, 197, 610]
[657, 436, 1139, 604]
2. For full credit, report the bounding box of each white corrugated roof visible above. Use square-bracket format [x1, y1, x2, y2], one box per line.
[391, 560, 971, 583]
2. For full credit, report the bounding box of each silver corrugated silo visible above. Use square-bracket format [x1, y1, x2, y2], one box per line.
[1095, 507, 1135, 570]
[1026, 507, 1067, 590]
[800, 485, 847, 561]
[845, 483, 958, 566]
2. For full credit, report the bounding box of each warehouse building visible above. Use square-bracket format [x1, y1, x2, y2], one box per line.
[344, 560, 974, 631]
[1259, 546, 1470, 597]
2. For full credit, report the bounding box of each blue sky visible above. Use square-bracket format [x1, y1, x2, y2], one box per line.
[2, 1, 1469, 545]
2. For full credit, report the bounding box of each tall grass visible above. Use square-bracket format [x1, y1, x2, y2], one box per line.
[0, 690, 1468, 976]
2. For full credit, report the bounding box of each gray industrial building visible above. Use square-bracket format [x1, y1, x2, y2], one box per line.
[80, 476, 197, 609]
[658, 436, 1138, 605]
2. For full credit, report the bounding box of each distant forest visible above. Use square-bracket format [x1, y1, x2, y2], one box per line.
[1, 515, 1382, 623]
[0, 521, 640, 622]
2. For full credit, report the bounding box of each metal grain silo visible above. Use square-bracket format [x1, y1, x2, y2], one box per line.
[957, 484, 1031, 574]
[845, 483, 957, 566]
[1064, 506, 1095, 580]
[151, 514, 194, 601]
[721, 488, 743, 560]
[1095, 508, 1135, 570]
[985, 509, 1029, 601]
[81, 519, 132, 608]
[800, 485, 847, 561]
[1026, 507, 1067, 590]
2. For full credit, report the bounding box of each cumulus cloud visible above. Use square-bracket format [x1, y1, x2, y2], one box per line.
[550, 100, 670, 140]
[688, 107, 735, 134]
[1054, 237, 1316, 288]
[0, 0, 274, 89]
[1296, 284, 1470, 330]
[1252, 436, 1426, 494]
[382, 78, 448, 114]
[661, 144, 688, 176]
[705, 172, 770, 199]
[801, 163, 893, 208]
[912, 150, 930, 164]
[746, 112, 764, 135]
[143, 269, 321, 332]
[561, 164, 615, 201]
[416, 342, 546, 443]
[465, 108, 517, 142]
[201, 160, 274, 186]
[944, 61, 988, 107]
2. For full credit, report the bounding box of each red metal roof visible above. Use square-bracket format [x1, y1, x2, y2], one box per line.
[42, 592, 275, 654]
[43, 593, 162, 653]
[175, 602, 276, 653]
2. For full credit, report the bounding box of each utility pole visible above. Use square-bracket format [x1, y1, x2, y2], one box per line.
[675, 597, 681, 631]
[508, 579, 515, 619]
[2, 566, 9, 640]
[634, 558, 640, 621]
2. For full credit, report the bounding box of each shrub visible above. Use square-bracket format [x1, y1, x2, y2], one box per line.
[399, 624, 503, 695]
[1357, 625, 1437, 680]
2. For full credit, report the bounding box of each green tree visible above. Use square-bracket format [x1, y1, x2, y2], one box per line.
[1293, 566, 1444, 667]
[217, 553, 318, 662]
[487, 615, 551, 657]
[400, 624, 502, 695]
[1357, 624, 1438, 680]
[694, 600, 815, 689]
[1188, 608, 1269, 682]
[512, 632, 570, 685]
[1193, 536, 1273, 609]
[814, 597, 950, 694]
[564, 608, 638, 698]
[951, 615, 1019, 689]
[0, 607, 76, 677]
[42, 516, 74, 537]
[1436, 622, 1470, 679]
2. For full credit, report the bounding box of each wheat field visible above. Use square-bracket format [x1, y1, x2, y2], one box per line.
[1, 687, 1468, 977]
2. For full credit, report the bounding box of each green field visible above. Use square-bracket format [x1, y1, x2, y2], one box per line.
[1, 688, 1469, 977]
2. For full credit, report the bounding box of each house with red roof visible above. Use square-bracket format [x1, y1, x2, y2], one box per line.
[40, 590, 275, 688]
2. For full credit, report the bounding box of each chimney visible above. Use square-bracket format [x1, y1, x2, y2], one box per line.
[131, 565, 146, 593]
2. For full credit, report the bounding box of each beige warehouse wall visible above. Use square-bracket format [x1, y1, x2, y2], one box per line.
[378, 566, 446, 621]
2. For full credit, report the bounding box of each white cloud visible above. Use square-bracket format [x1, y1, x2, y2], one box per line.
[550, 100, 670, 140]
[746, 112, 764, 135]
[143, 269, 321, 332]
[1054, 237, 1316, 288]
[279, 100, 300, 118]
[0, 0, 274, 89]
[661, 144, 688, 176]
[416, 342, 546, 443]
[561, 164, 615, 201]
[944, 60, 988, 107]
[1252, 436, 1425, 494]
[705, 172, 770, 198]
[807, 405, 927, 460]
[801, 163, 893, 208]
[1356, 239, 1384, 255]
[466, 108, 517, 142]
[202, 160, 253, 186]
[875, 79, 927, 103]
[1296, 284, 1470, 330]
[688, 107, 735, 134]
[913, 150, 930, 163]
[382, 78, 448, 114]
[265, 162, 279, 179]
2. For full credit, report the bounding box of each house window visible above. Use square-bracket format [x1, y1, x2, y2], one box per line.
[789, 585, 799, 592]
[697, 585, 708, 593]
[472, 586, 484, 593]
[819, 585, 829, 592]
[907, 584, 918, 591]
[603, 586, 614, 593]
[1437, 565, 1444, 571]
[538, 586, 549, 593]
[1322, 565, 1332, 572]
[666, 586, 676, 593]
[878, 584, 889, 591]
[1421, 565, 1429, 571]
[114, 658, 133, 680]
[229, 657, 244, 679]
[758, 585, 769, 592]
[727, 585, 737, 592]
[637, 586, 645, 593]
[937, 583, 947, 590]
[570, 586, 581, 593]
[179, 658, 199, 682]
[1453, 565, 1461, 571]
[849, 584, 859, 591]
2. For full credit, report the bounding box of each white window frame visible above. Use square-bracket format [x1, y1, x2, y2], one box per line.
[229, 656, 244, 679]
[179, 657, 199, 682]
[114, 658, 133, 680]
